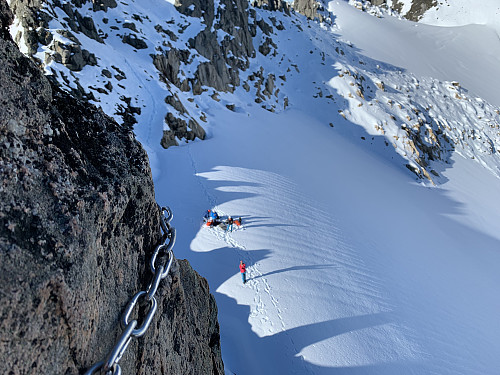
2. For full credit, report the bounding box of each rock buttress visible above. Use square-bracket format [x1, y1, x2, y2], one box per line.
[0, 2, 224, 373]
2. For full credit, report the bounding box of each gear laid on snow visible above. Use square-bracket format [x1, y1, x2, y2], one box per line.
[203, 210, 243, 231]
[203, 209, 221, 227]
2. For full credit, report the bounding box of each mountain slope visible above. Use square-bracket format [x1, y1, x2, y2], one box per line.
[154, 96, 500, 375]
[333, 0, 500, 107]
[8, 0, 500, 183]
[6, 0, 500, 374]
[0, 3, 223, 372]
[147, 3, 500, 374]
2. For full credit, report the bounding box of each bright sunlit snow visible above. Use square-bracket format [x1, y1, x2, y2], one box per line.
[153, 108, 500, 374]
[330, 1, 500, 107]
[139, 4, 500, 374]
[14, 0, 500, 373]
[148, 3, 500, 375]
[145, 2, 500, 375]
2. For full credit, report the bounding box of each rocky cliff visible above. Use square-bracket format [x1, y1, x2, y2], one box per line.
[365, 0, 437, 20]
[0, 2, 224, 373]
[6, 0, 293, 148]
[7, 0, 497, 184]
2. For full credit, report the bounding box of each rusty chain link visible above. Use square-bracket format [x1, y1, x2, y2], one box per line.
[84, 206, 176, 375]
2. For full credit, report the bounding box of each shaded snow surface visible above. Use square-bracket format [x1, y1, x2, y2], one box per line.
[153, 105, 500, 374]
[101, 1, 499, 374]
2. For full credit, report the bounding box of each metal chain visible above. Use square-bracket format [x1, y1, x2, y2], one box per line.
[85, 206, 176, 375]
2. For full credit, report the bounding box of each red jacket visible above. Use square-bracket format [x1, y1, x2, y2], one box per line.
[239, 263, 246, 273]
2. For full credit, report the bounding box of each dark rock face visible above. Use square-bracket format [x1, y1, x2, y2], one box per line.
[122, 33, 148, 49]
[50, 29, 98, 71]
[369, 0, 386, 5]
[367, 0, 438, 21]
[8, 0, 104, 68]
[293, 0, 324, 21]
[153, 48, 192, 91]
[62, 5, 104, 43]
[0, 2, 223, 373]
[251, 0, 291, 14]
[8, 0, 46, 55]
[0, 0, 13, 39]
[92, 0, 118, 12]
[145, 259, 223, 375]
[159, 0, 256, 93]
[161, 112, 206, 148]
[404, 0, 437, 21]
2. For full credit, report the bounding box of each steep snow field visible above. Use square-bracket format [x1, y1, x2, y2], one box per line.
[154, 107, 500, 375]
[144, 2, 500, 375]
[332, 0, 500, 107]
[11, 0, 500, 373]
[329, 1, 500, 106]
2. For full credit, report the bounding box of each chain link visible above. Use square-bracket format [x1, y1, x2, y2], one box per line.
[85, 206, 175, 375]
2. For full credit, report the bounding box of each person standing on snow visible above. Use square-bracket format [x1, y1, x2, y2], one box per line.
[226, 216, 234, 232]
[239, 260, 247, 284]
[204, 209, 214, 226]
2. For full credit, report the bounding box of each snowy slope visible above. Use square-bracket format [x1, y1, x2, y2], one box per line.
[8, 0, 500, 374]
[147, 4, 500, 374]
[419, 0, 500, 33]
[154, 101, 500, 375]
[8, 0, 500, 183]
[331, 0, 500, 107]
[148, 3, 500, 375]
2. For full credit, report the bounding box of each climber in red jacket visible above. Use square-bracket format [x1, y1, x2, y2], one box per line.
[239, 260, 246, 284]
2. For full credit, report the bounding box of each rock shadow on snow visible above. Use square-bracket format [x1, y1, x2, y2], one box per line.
[251, 263, 339, 280]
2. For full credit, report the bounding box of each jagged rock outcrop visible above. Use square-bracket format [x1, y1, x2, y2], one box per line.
[0, 0, 13, 39]
[49, 29, 98, 71]
[160, 94, 206, 148]
[251, 0, 291, 13]
[92, 0, 118, 12]
[161, 112, 206, 148]
[122, 33, 148, 49]
[151, 0, 258, 147]
[293, 0, 324, 21]
[367, 0, 437, 21]
[8, 0, 101, 69]
[61, 4, 104, 43]
[0, 3, 223, 374]
[157, 0, 256, 93]
[403, 0, 437, 21]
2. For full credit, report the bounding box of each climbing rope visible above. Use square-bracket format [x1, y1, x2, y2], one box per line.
[84, 206, 176, 375]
